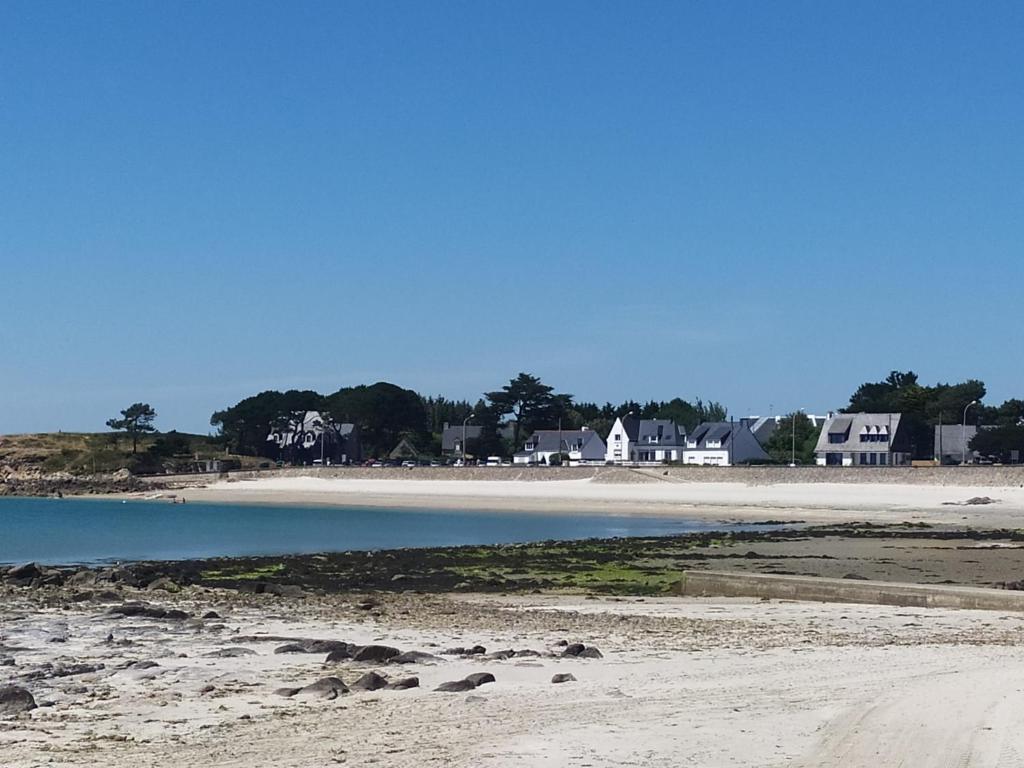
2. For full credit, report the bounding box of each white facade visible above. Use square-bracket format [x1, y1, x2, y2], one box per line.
[682, 450, 731, 466]
[605, 417, 632, 464]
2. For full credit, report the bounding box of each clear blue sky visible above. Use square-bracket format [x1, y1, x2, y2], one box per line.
[2, 1, 1022, 434]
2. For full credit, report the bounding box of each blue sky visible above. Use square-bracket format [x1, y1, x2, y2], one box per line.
[2, 1, 1022, 434]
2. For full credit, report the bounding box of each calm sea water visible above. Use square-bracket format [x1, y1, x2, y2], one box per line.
[0, 496, 751, 565]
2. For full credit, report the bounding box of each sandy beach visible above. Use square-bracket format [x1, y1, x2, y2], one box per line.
[150, 471, 1024, 527]
[5, 585, 1024, 767]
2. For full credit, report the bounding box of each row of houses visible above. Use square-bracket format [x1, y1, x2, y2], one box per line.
[263, 410, 987, 468]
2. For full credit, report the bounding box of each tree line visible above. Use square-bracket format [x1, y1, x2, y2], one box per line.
[107, 369, 1024, 464]
[206, 373, 729, 459]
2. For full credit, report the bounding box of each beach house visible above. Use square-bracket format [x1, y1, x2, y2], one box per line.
[814, 413, 910, 466]
[682, 421, 769, 466]
[514, 428, 607, 465]
[265, 411, 361, 465]
[604, 417, 687, 464]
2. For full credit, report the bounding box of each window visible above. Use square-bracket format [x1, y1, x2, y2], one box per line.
[860, 453, 868, 465]
[614, 434, 621, 442]
[880, 453, 888, 465]
[828, 433, 845, 444]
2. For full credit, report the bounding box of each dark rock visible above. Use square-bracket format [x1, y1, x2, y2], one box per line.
[464, 672, 495, 687]
[554, 639, 568, 647]
[441, 647, 465, 655]
[385, 676, 419, 690]
[389, 650, 441, 665]
[146, 577, 181, 593]
[325, 647, 353, 663]
[20, 662, 105, 681]
[202, 611, 221, 620]
[563, 643, 586, 657]
[352, 645, 401, 663]
[551, 673, 577, 684]
[0, 657, 14, 667]
[466, 645, 486, 655]
[204, 647, 255, 658]
[842, 573, 869, 581]
[576, 647, 603, 659]
[434, 679, 477, 693]
[199, 684, 215, 694]
[7, 563, 42, 581]
[67, 570, 98, 587]
[274, 687, 302, 697]
[297, 677, 349, 699]
[0, 686, 36, 717]
[275, 639, 353, 655]
[350, 672, 389, 691]
[484, 649, 514, 660]
[107, 603, 190, 620]
[514, 649, 541, 658]
[125, 660, 160, 670]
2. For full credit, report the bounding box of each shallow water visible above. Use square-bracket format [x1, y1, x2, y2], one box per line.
[0, 496, 752, 565]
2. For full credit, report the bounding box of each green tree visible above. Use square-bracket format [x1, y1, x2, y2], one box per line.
[106, 403, 157, 454]
[210, 389, 322, 455]
[970, 425, 1024, 463]
[485, 373, 572, 451]
[845, 371, 986, 459]
[324, 382, 428, 457]
[764, 413, 822, 465]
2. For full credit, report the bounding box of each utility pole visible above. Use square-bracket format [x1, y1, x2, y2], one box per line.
[462, 415, 474, 466]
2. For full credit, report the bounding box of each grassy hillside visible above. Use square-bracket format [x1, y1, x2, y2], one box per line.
[0, 431, 261, 475]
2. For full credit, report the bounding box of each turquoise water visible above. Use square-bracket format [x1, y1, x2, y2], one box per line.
[0, 496, 748, 565]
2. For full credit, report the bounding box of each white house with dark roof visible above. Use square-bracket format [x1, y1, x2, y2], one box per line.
[682, 422, 769, 466]
[266, 411, 361, 465]
[814, 413, 910, 466]
[513, 428, 607, 466]
[604, 416, 686, 464]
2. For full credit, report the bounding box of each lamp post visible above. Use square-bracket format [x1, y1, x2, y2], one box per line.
[962, 400, 978, 466]
[462, 415, 474, 466]
[790, 409, 804, 467]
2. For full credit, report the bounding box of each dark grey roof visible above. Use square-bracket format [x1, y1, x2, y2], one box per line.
[441, 424, 484, 451]
[705, 424, 731, 443]
[636, 419, 685, 446]
[619, 416, 641, 441]
[685, 422, 769, 463]
[522, 429, 607, 460]
[828, 417, 853, 435]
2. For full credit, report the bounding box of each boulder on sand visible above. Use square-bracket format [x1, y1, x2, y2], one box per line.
[350, 672, 389, 691]
[352, 645, 401, 663]
[551, 673, 577, 684]
[464, 672, 495, 687]
[385, 676, 419, 690]
[0, 686, 37, 717]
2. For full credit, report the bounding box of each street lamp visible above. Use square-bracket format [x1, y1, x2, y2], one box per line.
[462, 415, 474, 466]
[790, 408, 804, 467]
[962, 400, 978, 466]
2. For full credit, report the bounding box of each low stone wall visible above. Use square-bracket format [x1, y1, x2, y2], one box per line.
[145, 463, 1024, 488]
[674, 570, 1024, 612]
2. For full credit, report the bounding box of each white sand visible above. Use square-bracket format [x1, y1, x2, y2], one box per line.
[6, 590, 1024, 767]
[161, 474, 1024, 526]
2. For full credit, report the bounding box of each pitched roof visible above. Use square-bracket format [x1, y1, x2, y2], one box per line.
[618, 416, 641, 441]
[815, 413, 902, 453]
[441, 424, 484, 450]
[636, 419, 686, 446]
[685, 421, 770, 463]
